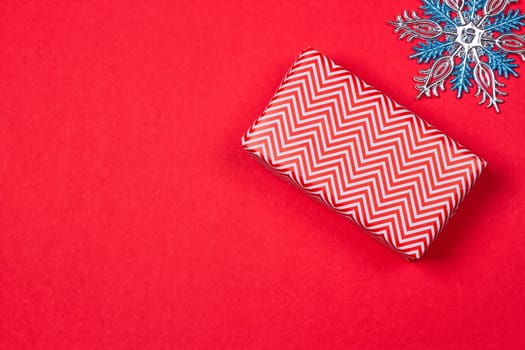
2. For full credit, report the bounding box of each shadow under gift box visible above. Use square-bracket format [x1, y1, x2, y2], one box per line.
[241, 48, 487, 261]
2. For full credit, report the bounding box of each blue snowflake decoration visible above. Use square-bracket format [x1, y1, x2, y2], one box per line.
[389, 0, 525, 112]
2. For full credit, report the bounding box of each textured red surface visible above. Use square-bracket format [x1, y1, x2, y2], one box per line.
[1, 1, 524, 349]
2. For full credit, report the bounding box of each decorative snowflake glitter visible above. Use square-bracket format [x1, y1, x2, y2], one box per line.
[389, 0, 525, 112]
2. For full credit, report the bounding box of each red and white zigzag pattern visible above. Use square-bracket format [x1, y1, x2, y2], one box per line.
[242, 48, 486, 260]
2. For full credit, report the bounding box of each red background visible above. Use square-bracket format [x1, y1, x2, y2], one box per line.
[1, 1, 525, 349]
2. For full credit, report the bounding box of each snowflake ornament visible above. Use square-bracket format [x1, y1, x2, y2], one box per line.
[389, 0, 525, 112]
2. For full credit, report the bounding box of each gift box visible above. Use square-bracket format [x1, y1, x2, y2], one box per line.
[242, 48, 487, 260]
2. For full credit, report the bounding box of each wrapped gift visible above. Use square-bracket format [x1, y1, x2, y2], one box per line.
[242, 48, 487, 260]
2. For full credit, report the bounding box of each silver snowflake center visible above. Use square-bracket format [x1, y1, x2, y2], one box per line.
[456, 22, 484, 50]
[389, 0, 525, 113]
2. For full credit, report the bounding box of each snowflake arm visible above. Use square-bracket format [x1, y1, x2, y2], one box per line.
[496, 33, 525, 60]
[484, 9, 525, 32]
[421, 0, 457, 26]
[388, 11, 448, 42]
[410, 40, 456, 63]
[483, 48, 519, 78]
[451, 56, 475, 97]
[467, 0, 486, 17]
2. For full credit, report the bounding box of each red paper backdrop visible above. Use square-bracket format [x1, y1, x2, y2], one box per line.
[1, 1, 524, 349]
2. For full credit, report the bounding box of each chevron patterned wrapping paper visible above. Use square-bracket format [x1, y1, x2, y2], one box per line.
[242, 48, 487, 261]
